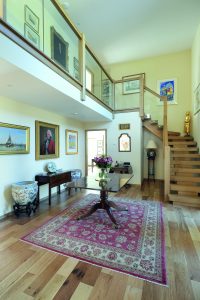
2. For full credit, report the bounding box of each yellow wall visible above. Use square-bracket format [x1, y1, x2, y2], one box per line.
[0, 0, 3, 18]
[107, 50, 191, 134]
[192, 23, 200, 147]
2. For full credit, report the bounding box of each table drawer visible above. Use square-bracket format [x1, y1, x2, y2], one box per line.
[50, 172, 71, 186]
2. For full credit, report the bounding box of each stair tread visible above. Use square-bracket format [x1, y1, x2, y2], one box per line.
[171, 154, 200, 158]
[171, 167, 200, 173]
[171, 147, 198, 151]
[168, 194, 200, 206]
[171, 161, 200, 165]
[170, 184, 200, 192]
[171, 175, 200, 182]
[168, 136, 194, 140]
[169, 141, 196, 145]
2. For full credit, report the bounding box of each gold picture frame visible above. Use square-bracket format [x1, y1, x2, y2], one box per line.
[66, 129, 78, 155]
[0, 122, 30, 155]
[35, 121, 59, 160]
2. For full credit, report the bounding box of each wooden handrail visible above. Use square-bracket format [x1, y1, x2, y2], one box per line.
[140, 76, 145, 118]
[144, 86, 161, 98]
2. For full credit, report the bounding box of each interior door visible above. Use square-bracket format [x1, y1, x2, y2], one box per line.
[85, 129, 106, 175]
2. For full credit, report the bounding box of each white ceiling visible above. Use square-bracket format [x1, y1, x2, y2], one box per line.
[59, 0, 200, 65]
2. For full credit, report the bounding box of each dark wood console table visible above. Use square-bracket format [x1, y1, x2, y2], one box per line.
[110, 165, 133, 174]
[35, 171, 71, 205]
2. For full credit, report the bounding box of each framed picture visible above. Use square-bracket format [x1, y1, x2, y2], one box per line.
[51, 26, 69, 71]
[122, 73, 145, 95]
[118, 133, 131, 152]
[24, 24, 40, 48]
[35, 121, 59, 160]
[157, 78, 177, 104]
[119, 123, 130, 130]
[66, 129, 78, 155]
[73, 57, 80, 81]
[102, 79, 112, 98]
[194, 82, 200, 115]
[0, 122, 30, 155]
[24, 5, 39, 33]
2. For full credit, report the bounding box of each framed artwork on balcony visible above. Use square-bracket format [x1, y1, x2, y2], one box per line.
[24, 5, 39, 33]
[102, 79, 112, 97]
[157, 78, 177, 105]
[73, 57, 80, 81]
[24, 24, 40, 49]
[0, 122, 30, 155]
[51, 27, 69, 72]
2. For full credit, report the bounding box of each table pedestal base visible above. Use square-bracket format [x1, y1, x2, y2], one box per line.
[77, 190, 128, 228]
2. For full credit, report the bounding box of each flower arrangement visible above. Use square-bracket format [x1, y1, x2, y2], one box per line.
[93, 154, 113, 169]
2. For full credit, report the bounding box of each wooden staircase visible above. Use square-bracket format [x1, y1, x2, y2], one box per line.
[168, 135, 200, 208]
[143, 118, 200, 208]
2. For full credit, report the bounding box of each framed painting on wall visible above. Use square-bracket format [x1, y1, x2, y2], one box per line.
[157, 78, 177, 104]
[194, 82, 200, 115]
[0, 122, 30, 155]
[51, 26, 69, 71]
[35, 121, 59, 160]
[118, 133, 131, 152]
[66, 129, 78, 154]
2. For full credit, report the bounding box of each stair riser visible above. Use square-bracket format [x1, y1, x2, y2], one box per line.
[170, 184, 200, 193]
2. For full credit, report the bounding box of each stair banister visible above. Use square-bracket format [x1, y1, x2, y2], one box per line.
[163, 95, 170, 201]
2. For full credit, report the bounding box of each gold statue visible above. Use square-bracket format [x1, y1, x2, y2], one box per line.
[184, 111, 191, 136]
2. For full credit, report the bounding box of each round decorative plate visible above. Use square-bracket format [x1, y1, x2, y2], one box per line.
[47, 162, 57, 173]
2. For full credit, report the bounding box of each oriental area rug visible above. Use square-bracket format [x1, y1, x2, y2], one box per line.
[21, 194, 167, 285]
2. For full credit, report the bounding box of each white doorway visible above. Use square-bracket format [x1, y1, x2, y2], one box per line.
[86, 130, 107, 175]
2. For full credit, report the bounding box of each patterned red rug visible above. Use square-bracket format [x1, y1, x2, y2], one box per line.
[21, 194, 167, 285]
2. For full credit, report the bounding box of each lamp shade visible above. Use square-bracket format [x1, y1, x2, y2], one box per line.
[146, 140, 157, 149]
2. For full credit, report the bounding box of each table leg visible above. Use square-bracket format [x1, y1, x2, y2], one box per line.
[58, 185, 61, 194]
[49, 185, 51, 205]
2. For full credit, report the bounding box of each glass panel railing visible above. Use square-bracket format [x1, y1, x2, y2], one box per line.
[2, 0, 81, 83]
[114, 80, 140, 110]
[85, 48, 101, 99]
[144, 88, 163, 127]
[44, 0, 80, 82]
[101, 71, 114, 109]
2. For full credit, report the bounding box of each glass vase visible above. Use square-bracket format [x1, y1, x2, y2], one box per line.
[99, 168, 108, 180]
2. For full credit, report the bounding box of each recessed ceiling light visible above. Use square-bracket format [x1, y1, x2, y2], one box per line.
[61, 1, 70, 10]
[73, 112, 78, 115]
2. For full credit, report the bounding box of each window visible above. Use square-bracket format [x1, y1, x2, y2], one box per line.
[86, 68, 93, 92]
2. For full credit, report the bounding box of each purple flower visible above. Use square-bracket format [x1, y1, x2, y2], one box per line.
[93, 155, 113, 168]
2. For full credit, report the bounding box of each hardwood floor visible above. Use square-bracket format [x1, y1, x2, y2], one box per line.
[0, 180, 200, 300]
